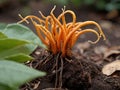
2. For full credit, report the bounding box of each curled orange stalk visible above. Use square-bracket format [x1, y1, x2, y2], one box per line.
[18, 6, 106, 57]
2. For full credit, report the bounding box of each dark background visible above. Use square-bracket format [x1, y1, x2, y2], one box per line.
[0, 0, 120, 46]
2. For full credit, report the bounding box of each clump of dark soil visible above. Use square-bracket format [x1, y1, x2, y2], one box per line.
[20, 45, 120, 90]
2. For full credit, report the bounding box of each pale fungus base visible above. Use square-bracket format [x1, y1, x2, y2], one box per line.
[18, 6, 106, 57]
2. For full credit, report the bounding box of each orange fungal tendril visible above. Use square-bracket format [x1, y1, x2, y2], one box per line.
[18, 6, 106, 57]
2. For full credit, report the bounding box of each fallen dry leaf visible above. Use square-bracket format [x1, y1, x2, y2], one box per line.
[102, 60, 120, 76]
[103, 46, 120, 59]
[104, 50, 120, 59]
[33, 81, 40, 89]
[106, 10, 119, 19]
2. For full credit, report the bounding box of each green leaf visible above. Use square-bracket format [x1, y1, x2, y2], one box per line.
[4, 23, 45, 48]
[0, 23, 45, 58]
[0, 60, 46, 90]
[0, 38, 29, 58]
[0, 84, 18, 90]
[0, 32, 8, 39]
[0, 23, 7, 31]
[5, 53, 33, 63]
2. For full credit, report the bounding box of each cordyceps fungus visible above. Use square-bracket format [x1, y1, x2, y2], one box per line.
[18, 6, 106, 88]
[18, 6, 106, 57]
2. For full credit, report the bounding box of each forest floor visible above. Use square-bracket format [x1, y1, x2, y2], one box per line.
[0, 1, 120, 90]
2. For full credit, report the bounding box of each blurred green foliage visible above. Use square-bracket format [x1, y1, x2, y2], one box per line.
[0, 0, 8, 4]
[0, 0, 30, 5]
[0, 0, 31, 16]
[48, 0, 120, 11]
[0, 0, 120, 11]
[106, 0, 120, 11]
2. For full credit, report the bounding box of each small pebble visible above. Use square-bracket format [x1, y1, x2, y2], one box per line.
[35, 51, 41, 55]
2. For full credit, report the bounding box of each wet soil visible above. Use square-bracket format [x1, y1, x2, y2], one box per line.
[20, 45, 120, 90]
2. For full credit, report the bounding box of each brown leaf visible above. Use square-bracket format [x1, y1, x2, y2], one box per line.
[106, 10, 119, 19]
[103, 46, 120, 59]
[33, 81, 40, 89]
[102, 60, 120, 76]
